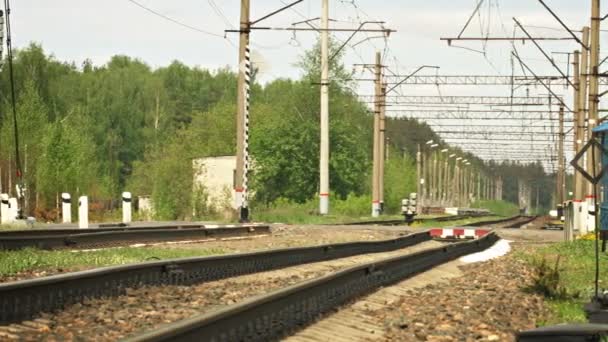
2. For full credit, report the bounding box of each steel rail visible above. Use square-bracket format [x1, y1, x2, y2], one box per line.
[463, 215, 534, 227]
[337, 212, 491, 226]
[0, 224, 270, 251]
[506, 216, 539, 228]
[0, 231, 432, 324]
[125, 232, 500, 342]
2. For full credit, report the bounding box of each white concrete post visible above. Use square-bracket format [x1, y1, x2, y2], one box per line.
[587, 196, 596, 233]
[78, 196, 89, 229]
[61, 193, 71, 224]
[122, 192, 132, 224]
[0, 193, 9, 224]
[580, 201, 588, 235]
[8, 198, 18, 223]
[572, 201, 583, 235]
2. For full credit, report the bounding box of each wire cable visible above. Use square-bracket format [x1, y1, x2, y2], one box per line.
[125, 0, 224, 38]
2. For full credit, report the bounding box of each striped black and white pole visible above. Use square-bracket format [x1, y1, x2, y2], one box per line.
[240, 44, 251, 222]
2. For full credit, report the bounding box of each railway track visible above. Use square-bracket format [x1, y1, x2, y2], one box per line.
[463, 215, 538, 229]
[124, 232, 498, 342]
[1, 240, 446, 340]
[0, 224, 270, 250]
[338, 213, 492, 226]
[0, 231, 431, 325]
[0, 230, 499, 341]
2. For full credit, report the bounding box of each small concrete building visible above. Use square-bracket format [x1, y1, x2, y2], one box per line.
[192, 156, 237, 212]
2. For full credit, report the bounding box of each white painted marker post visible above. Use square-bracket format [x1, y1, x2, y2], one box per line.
[8, 198, 18, 223]
[122, 192, 132, 224]
[78, 196, 88, 229]
[61, 193, 71, 224]
[587, 196, 596, 233]
[0, 194, 9, 224]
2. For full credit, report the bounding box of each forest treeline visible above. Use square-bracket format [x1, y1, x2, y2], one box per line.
[0, 42, 555, 220]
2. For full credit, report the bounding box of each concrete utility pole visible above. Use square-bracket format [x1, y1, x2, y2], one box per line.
[437, 154, 443, 205]
[319, 0, 330, 215]
[462, 167, 468, 206]
[455, 162, 461, 206]
[573, 49, 584, 202]
[235, 0, 250, 221]
[580, 26, 591, 194]
[429, 151, 437, 207]
[444, 158, 450, 206]
[371, 52, 382, 217]
[379, 83, 387, 211]
[536, 186, 540, 213]
[557, 105, 565, 206]
[443, 157, 449, 205]
[587, 0, 601, 230]
[416, 144, 422, 213]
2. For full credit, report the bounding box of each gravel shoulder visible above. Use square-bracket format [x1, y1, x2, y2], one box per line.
[289, 240, 553, 341]
[376, 245, 549, 341]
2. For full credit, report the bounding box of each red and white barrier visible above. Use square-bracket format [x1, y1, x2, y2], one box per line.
[429, 228, 490, 239]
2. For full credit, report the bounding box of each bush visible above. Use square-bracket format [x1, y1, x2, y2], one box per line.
[529, 256, 569, 299]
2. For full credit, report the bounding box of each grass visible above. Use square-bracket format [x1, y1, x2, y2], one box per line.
[471, 200, 520, 217]
[0, 247, 225, 278]
[0, 223, 30, 231]
[517, 240, 608, 324]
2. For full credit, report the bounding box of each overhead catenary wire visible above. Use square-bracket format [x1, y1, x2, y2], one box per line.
[124, 0, 237, 49]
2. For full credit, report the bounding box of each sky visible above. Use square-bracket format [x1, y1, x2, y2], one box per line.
[9, 0, 603, 172]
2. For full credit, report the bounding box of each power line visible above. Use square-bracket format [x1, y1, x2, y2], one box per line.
[125, 0, 225, 38]
[207, 0, 234, 29]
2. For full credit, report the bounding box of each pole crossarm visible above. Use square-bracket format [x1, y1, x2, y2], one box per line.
[440, 37, 576, 42]
[389, 115, 564, 121]
[330, 21, 389, 61]
[385, 65, 439, 94]
[513, 17, 576, 89]
[434, 130, 566, 136]
[441, 137, 572, 143]
[537, 0, 588, 49]
[250, 0, 304, 26]
[359, 95, 558, 105]
[385, 109, 574, 115]
[511, 52, 572, 111]
[372, 75, 606, 86]
[411, 123, 572, 128]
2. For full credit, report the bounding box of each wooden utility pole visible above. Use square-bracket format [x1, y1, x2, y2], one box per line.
[557, 105, 565, 206]
[319, 0, 330, 215]
[235, 0, 250, 221]
[573, 49, 584, 201]
[379, 83, 387, 211]
[371, 52, 382, 217]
